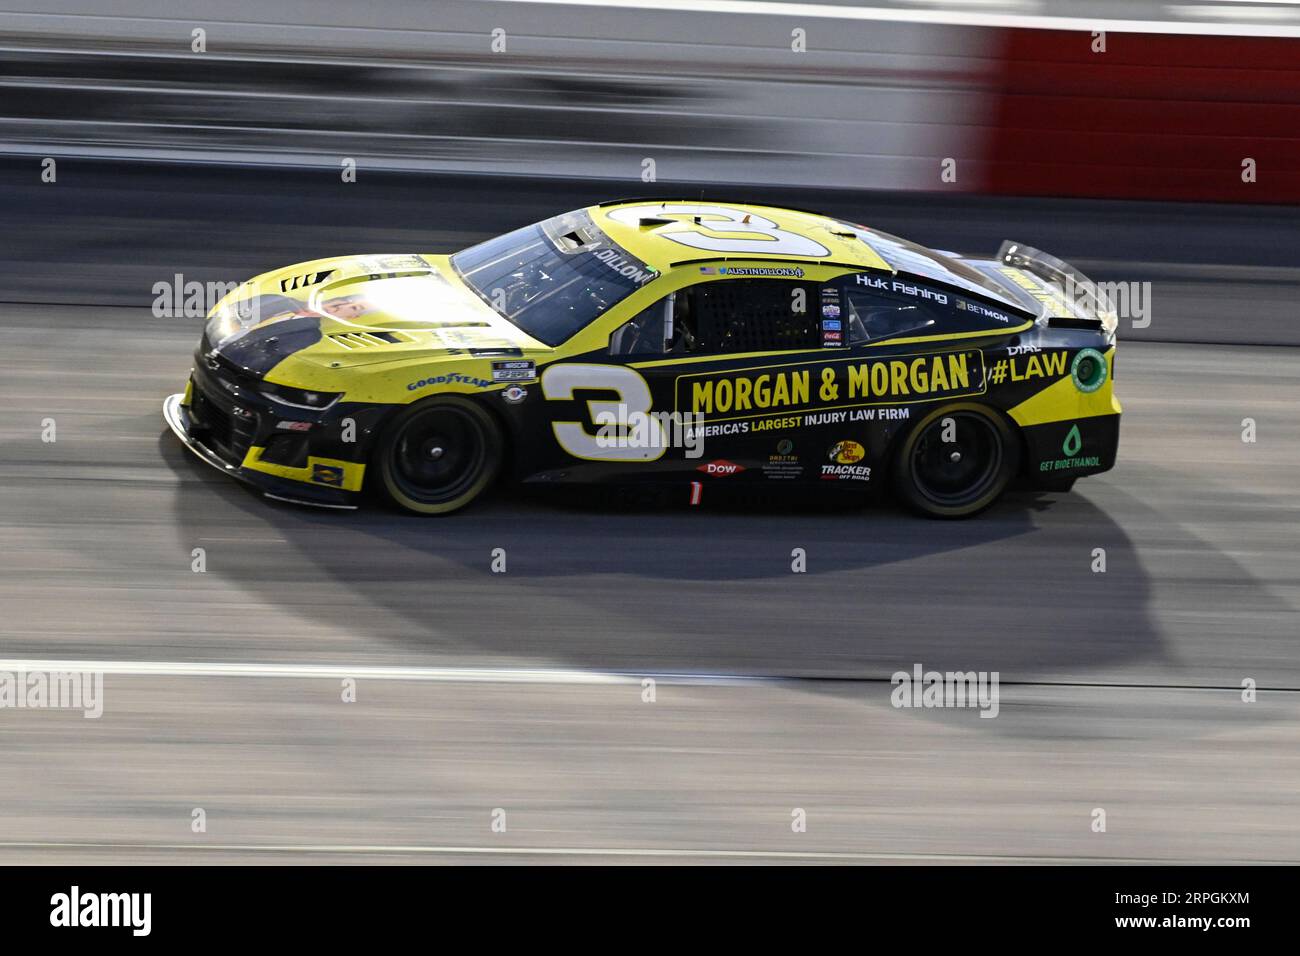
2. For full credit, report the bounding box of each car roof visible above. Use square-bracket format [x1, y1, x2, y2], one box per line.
[589, 199, 1026, 312]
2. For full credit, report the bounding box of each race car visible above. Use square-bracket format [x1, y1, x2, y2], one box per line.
[163, 200, 1120, 518]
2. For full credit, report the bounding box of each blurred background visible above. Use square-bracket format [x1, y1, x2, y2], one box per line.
[0, 0, 1298, 864]
[3, 0, 1299, 197]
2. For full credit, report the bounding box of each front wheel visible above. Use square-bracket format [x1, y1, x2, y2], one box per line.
[892, 403, 1019, 519]
[374, 396, 502, 515]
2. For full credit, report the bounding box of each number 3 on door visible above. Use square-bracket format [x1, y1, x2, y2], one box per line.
[541, 364, 666, 462]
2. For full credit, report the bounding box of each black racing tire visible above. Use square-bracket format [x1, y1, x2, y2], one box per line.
[374, 396, 502, 515]
[892, 403, 1019, 519]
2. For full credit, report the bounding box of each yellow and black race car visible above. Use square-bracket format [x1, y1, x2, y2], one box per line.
[163, 200, 1120, 518]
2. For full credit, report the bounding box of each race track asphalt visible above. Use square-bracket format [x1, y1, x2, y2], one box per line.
[0, 164, 1297, 862]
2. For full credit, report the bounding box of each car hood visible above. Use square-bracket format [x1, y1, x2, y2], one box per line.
[206, 252, 551, 376]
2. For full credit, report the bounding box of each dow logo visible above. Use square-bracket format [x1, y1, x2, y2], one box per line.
[697, 459, 745, 476]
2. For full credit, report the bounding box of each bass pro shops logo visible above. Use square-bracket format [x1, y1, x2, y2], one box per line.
[822, 440, 870, 481]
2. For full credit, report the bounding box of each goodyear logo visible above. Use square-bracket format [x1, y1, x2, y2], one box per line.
[408, 372, 492, 391]
[678, 351, 984, 421]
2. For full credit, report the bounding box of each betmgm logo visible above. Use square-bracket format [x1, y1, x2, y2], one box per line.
[50, 886, 151, 937]
[891, 663, 1000, 718]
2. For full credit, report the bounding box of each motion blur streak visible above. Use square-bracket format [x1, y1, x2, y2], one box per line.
[1, 1, 1298, 863]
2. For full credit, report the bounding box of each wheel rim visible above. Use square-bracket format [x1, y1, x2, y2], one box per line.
[908, 412, 1003, 508]
[389, 406, 487, 505]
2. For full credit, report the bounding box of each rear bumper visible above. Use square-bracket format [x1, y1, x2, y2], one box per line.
[163, 392, 359, 509]
[1021, 412, 1120, 485]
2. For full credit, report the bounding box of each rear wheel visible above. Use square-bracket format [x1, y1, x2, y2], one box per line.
[375, 396, 502, 515]
[892, 403, 1018, 518]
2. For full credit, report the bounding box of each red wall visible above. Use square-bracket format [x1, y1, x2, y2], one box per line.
[983, 30, 1300, 203]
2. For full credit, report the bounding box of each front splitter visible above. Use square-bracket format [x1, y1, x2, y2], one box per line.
[162, 393, 357, 510]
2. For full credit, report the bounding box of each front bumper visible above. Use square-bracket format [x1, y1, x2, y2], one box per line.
[163, 388, 361, 510]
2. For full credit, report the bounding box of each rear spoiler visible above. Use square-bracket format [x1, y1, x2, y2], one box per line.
[997, 241, 1118, 336]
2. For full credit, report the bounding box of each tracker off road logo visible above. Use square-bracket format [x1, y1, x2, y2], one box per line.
[822, 439, 870, 480]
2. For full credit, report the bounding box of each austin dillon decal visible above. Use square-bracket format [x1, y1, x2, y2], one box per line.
[715, 266, 805, 278]
[676, 350, 985, 423]
[591, 248, 657, 285]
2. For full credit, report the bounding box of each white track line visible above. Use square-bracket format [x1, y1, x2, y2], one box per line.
[9, 2, 1300, 37]
[1, 660, 1293, 692]
[483, 0, 1300, 38]
[0, 659, 780, 687]
[0, 840, 1268, 863]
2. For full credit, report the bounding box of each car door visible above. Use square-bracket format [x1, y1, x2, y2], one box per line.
[611, 275, 832, 483]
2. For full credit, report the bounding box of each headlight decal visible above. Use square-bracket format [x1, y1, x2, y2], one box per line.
[259, 381, 342, 410]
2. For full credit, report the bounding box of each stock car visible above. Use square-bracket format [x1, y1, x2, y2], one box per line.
[163, 200, 1120, 518]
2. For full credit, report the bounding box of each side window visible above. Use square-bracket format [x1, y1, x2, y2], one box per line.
[609, 296, 672, 356]
[610, 280, 823, 357]
[839, 275, 945, 344]
[679, 278, 820, 354]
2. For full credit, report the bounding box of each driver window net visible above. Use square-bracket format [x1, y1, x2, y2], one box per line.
[692, 280, 820, 353]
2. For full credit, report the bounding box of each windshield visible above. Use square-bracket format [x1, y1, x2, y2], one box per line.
[451, 209, 658, 346]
